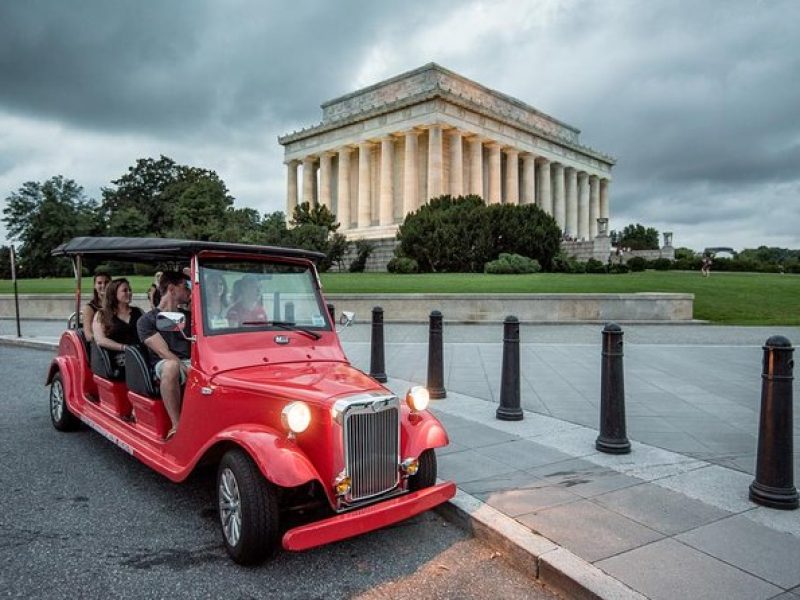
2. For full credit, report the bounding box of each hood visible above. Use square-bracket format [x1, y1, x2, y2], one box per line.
[211, 361, 387, 407]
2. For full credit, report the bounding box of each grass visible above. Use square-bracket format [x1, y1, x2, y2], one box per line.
[1, 271, 798, 325]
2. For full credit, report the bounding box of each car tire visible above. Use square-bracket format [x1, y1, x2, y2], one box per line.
[50, 372, 79, 431]
[217, 449, 280, 565]
[408, 449, 437, 491]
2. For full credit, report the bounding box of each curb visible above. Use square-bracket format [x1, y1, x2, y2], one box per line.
[438, 489, 646, 600]
[0, 336, 58, 351]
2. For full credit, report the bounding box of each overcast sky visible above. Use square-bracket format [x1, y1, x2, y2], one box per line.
[1, 0, 798, 251]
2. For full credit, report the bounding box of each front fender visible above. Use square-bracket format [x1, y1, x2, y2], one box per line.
[213, 424, 322, 489]
[401, 411, 449, 458]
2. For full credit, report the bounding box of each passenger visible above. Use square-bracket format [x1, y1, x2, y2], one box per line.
[81, 272, 110, 343]
[226, 275, 267, 327]
[92, 278, 144, 367]
[137, 271, 192, 441]
[204, 272, 229, 328]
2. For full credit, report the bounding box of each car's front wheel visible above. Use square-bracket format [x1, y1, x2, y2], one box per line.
[50, 372, 79, 431]
[217, 449, 280, 564]
[408, 449, 437, 491]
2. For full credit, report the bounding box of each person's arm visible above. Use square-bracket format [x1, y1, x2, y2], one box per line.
[142, 333, 181, 362]
[81, 305, 96, 342]
[92, 313, 127, 353]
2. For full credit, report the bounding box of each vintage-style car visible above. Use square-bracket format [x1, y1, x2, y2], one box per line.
[47, 237, 455, 564]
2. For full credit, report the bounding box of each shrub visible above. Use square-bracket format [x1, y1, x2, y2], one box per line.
[608, 263, 630, 274]
[484, 253, 541, 274]
[552, 252, 585, 274]
[396, 195, 561, 272]
[650, 258, 672, 271]
[386, 256, 418, 273]
[627, 256, 647, 272]
[348, 239, 373, 273]
[585, 258, 607, 274]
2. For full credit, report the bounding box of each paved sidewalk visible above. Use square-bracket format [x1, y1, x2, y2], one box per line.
[4, 321, 800, 599]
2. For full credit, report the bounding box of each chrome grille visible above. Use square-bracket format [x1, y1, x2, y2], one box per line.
[342, 396, 399, 502]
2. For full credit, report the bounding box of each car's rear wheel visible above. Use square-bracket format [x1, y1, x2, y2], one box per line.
[217, 449, 280, 564]
[50, 372, 79, 431]
[408, 449, 437, 491]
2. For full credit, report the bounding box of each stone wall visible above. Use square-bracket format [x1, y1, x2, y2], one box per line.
[336, 238, 399, 272]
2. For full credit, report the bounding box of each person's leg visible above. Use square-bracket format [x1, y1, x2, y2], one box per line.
[158, 359, 182, 432]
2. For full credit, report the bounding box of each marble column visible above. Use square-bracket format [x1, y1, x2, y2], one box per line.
[537, 158, 552, 214]
[379, 136, 394, 226]
[565, 167, 578, 238]
[600, 178, 610, 222]
[285, 160, 299, 216]
[488, 143, 502, 204]
[357, 142, 372, 229]
[577, 171, 590, 240]
[468, 136, 483, 197]
[319, 152, 334, 210]
[337, 146, 352, 230]
[448, 129, 464, 197]
[403, 130, 420, 216]
[589, 175, 600, 239]
[504, 148, 520, 204]
[553, 163, 566, 229]
[302, 156, 316, 206]
[521, 154, 536, 204]
[427, 124, 444, 201]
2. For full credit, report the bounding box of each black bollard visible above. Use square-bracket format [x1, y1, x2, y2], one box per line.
[327, 303, 335, 326]
[369, 307, 387, 383]
[596, 322, 631, 454]
[496, 316, 523, 421]
[427, 310, 446, 399]
[749, 336, 798, 510]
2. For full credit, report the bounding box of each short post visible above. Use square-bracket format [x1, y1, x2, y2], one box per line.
[596, 322, 631, 453]
[369, 306, 387, 383]
[273, 291, 281, 322]
[750, 336, 798, 509]
[496, 316, 523, 421]
[427, 310, 446, 399]
[327, 303, 335, 326]
[285, 302, 295, 324]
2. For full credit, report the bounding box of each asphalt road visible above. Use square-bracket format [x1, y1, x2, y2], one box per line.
[0, 346, 556, 600]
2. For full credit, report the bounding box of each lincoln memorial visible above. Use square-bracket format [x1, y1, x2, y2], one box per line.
[279, 63, 615, 263]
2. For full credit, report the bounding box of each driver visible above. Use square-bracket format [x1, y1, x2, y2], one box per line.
[226, 275, 267, 327]
[137, 270, 192, 441]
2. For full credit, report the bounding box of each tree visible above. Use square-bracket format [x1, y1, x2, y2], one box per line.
[615, 223, 659, 250]
[395, 195, 561, 272]
[2, 176, 102, 276]
[102, 156, 234, 239]
[286, 203, 346, 272]
[396, 195, 492, 272]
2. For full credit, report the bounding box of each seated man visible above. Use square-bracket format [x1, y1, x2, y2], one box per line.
[137, 270, 192, 441]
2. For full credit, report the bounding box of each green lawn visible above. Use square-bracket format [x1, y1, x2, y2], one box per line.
[1, 271, 798, 325]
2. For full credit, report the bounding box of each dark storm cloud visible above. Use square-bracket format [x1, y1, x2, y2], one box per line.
[0, 0, 444, 136]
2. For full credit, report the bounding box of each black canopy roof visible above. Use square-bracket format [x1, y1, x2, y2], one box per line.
[52, 237, 325, 263]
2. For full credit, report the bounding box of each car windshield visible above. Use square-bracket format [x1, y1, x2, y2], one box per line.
[198, 260, 330, 335]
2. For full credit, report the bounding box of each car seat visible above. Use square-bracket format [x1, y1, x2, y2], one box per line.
[124, 346, 160, 397]
[90, 342, 124, 381]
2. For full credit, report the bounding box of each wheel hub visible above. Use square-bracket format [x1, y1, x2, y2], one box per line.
[219, 468, 242, 547]
[50, 380, 64, 422]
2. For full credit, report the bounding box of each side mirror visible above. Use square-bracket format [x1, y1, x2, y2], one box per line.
[337, 311, 355, 333]
[156, 312, 195, 341]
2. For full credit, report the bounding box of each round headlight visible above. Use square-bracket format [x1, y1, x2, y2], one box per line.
[405, 386, 430, 412]
[281, 401, 311, 434]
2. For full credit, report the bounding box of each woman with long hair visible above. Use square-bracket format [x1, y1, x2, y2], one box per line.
[92, 278, 143, 366]
[204, 272, 229, 328]
[81, 272, 110, 343]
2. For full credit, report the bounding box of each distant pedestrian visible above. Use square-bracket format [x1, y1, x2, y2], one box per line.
[701, 255, 712, 277]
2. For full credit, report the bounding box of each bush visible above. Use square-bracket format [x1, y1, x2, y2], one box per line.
[650, 258, 672, 271]
[551, 252, 585, 274]
[484, 253, 541, 274]
[396, 195, 561, 272]
[627, 256, 647, 272]
[585, 258, 607, 274]
[386, 256, 419, 273]
[348, 239, 373, 273]
[608, 263, 630, 274]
